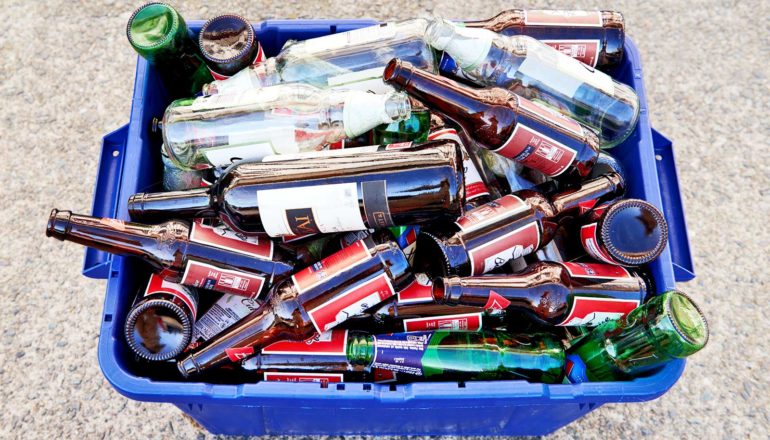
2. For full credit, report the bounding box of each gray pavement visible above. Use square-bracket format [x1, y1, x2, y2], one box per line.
[1, 0, 768, 438]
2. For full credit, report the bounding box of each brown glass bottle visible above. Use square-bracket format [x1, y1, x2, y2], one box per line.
[383, 59, 600, 182]
[127, 142, 465, 237]
[460, 9, 625, 69]
[435, 261, 649, 327]
[413, 172, 624, 276]
[578, 198, 669, 266]
[199, 14, 264, 80]
[46, 210, 292, 298]
[177, 237, 412, 376]
[348, 300, 502, 333]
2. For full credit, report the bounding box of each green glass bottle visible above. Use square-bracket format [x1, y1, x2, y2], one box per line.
[565, 290, 709, 383]
[372, 109, 431, 144]
[127, 2, 213, 97]
[350, 330, 565, 383]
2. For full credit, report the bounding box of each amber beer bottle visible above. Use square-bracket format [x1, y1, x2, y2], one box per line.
[383, 59, 600, 181]
[435, 261, 649, 327]
[413, 172, 624, 276]
[459, 9, 625, 70]
[46, 210, 292, 298]
[177, 237, 412, 376]
[128, 142, 465, 237]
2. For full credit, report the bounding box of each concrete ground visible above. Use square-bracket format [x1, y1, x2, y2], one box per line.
[1, 0, 768, 438]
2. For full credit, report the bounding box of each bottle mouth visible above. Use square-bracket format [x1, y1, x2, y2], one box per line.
[412, 232, 453, 278]
[46, 209, 72, 239]
[601, 199, 668, 265]
[423, 17, 454, 50]
[126, 2, 179, 51]
[199, 14, 256, 64]
[126, 193, 147, 219]
[383, 92, 412, 122]
[383, 58, 414, 89]
[664, 291, 709, 352]
[177, 353, 201, 378]
[124, 299, 192, 362]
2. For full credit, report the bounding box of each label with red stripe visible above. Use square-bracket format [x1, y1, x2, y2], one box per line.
[562, 262, 631, 279]
[145, 274, 199, 320]
[262, 329, 348, 356]
[292, 240, 372, 293]
[396, 276, 434, 305]
[403, 312, 483, 332]
[542, 39, 601, 68]
[181, 260, 265, 298]
[467, 221, 541, 275]
[483, 290, 511, 313]
[524, 10, 603, 27]
[455, 195, 530, 234]
[494, 123, 577, 177]
[558, 296, 640, 326]
[263, 372, 344, 386]
[225, 346, 255, 362]
[516, 96, 585, 137]
[580, 223, 616, 264]
[190, 220, 274, 260]
[307, 273, 396, 333]
[428, 128, 490, 201]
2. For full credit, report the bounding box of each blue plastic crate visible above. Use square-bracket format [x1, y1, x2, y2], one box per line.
[85, 19, 695, 436]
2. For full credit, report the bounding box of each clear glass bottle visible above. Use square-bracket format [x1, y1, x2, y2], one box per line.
[203, 19, 437, 95]
[426, 18, 639, 148]
[159, 84, 411, 169]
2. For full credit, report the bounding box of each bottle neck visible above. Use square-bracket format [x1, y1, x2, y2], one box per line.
[383, 59, 493, 133]
[346, 332, 375, 366]
[549, 172, 624, 216]
[127, 187, 214, 222]
[341, 91, 411, 138]
[46, 209, 160, 259]
[462, 9, 525, 32]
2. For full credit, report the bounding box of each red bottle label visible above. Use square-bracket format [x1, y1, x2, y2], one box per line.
[561, 262, 631, 279]
[467, 221, 541, 275]
[542, 40, 601, 68]
[373, 368, 398, 383]
[516, 96, 585, 137]
[261, 329, 348, 356]
[558, 296, 640, 326]
[403, 312, 483, 332]
[208, 42, 266, 81]
[578, 199, 599, 215]
[455, 195, 529, 234]
[483, 290, 511, 312]
[396, 277, 434, 305]
[495, 124, 578, 177]
[580, 223, 617, 264]
[292, 240, 372, 293]
[181, 260, 266, 298]
[524, 10, 603, 27]
[225, 346, 255, 362]
[428, 128, 490, 201]
[145, 274, 199, 320]
[263, 372, 344, 386]
[307, 273, 396, 333]
[190, 220, 274, 260]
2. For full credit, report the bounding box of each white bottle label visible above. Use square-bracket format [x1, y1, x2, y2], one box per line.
[191, 294, 261, 342]
[203, 143, 276, 167]
[327, 67, 394, 94]
[257, 183, 366, 237]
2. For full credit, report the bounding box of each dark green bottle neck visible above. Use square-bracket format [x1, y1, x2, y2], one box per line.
[346, 332, 375, 366]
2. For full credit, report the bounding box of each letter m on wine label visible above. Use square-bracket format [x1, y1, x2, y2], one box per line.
[286, 208, 320, 235]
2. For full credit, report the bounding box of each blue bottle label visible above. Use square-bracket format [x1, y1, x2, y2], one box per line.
[371, 332, 433, 377]
[564, 354, 589, 384]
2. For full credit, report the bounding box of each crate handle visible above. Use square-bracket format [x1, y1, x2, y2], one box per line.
[652, 129, 695, 282]
[82, 124, 128, 279]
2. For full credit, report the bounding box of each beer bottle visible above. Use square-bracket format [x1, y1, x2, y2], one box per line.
[126, 2, 213, 97]
[46, 210, 292, 298]
[198, 14, 265, 80]
[578, 198, 669, 266]
[458, 9, 625, 69]
[565, 290, 708, 382]
[159, 85, 411, 169]
[125, 274, 199, 361]
[177, 237, 412, 376]
[128, 142, 465, 236]
[435, 261, 649, 327]
[202, 19, 436, 95]
[423, 18, 639, 148]
[189, 293, 261, 350]
[413, 172, 624, 276]
[242, 329, 565, 383]
[383, 59, 601, 181]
